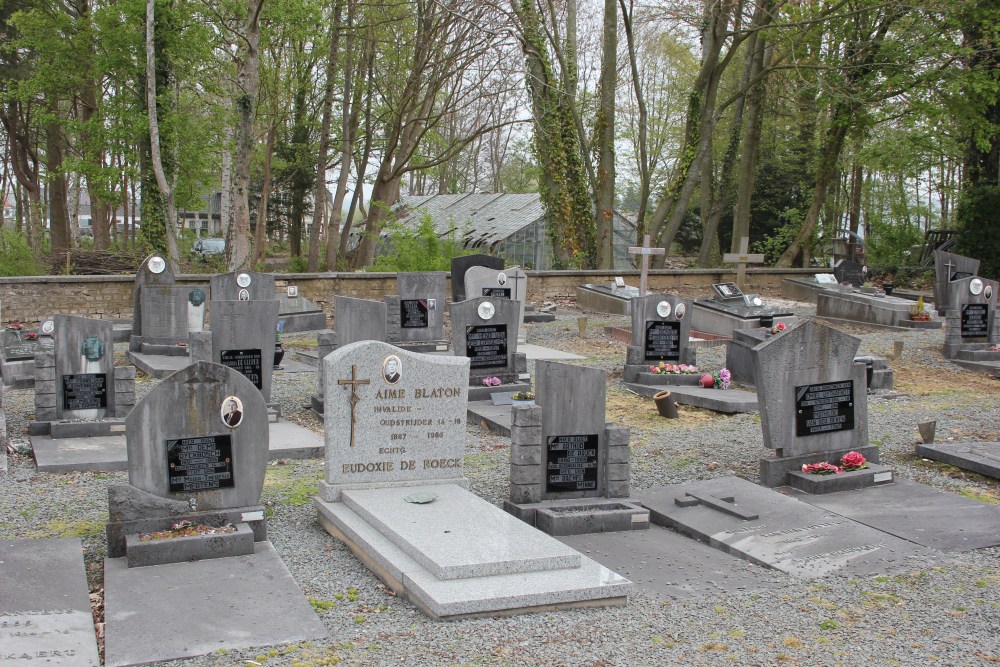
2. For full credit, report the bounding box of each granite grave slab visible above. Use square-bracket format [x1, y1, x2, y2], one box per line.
[914, 441, 1000, 481]
[276, 290, 327, 332]
[449, 296, 529, 400]
[129, 252, 176, 352]
[451, 253, 503, 303]
[1, 321, 54, 389]
[311, 297, 389, 415]
[211, 298, 280, 402]
[643, 476, 947, 578]
[386, 272, 447, 346]
[624, 382, 759, 413]
[575, 283, 641, 315]
[0, 538, 100, 666]
[623, 293, 695, 384]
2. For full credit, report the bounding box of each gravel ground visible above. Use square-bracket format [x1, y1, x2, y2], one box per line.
[3, 291, 1000, 667]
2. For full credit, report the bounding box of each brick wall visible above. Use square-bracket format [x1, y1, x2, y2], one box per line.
[0, 268, 814, 325]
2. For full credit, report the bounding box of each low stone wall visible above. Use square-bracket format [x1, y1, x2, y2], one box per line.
[0, 268, 814, 324]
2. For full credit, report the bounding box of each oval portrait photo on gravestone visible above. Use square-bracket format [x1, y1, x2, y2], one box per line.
[148, 255, 166, 274]
[221, 396, 244, 428]
[656, 301, 671, 318]
[41, 319, 54, 334]
[674, 303, 686, 319]
[382, 355, 402, 385]
[986, 285, 994, 301]
[238, 288, 250, 301]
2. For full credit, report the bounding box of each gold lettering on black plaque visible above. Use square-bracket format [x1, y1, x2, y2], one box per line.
[338, 364, 370, 447]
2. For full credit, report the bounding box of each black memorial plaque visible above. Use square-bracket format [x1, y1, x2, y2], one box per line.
[795, 380, 855, 437]
[466, 324, 508, 369]
[644, 320, 681, 361]
[167, 434, 235, 493]
[961, 304, 989, 338]
[711, 282, 744, 300]
[400, 299, 429, 328]
[220, 348, 263, 389]
[951, 271, 973, 282]
[62, 373, 108, 411]
[833, 259, 864, 287]
[481, 287, 512, 299]
[546, 434, 599, 493]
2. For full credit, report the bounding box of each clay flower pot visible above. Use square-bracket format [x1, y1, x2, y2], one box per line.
[653, 390, 678, 418]
[699, 373, 715, 388]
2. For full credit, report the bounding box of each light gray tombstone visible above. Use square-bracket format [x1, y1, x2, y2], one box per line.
[386, 272, 446, 344]
[106, 361, 269, 557]
[53, 315, 117, 421]
[451, 253, 504, 302]
[934, 249, 980, 316]
[130, 253, 176, 351]
[449, 296, 521, 384]
[464, 267, 527, 338]
[943, 274, 999, 358]
[334, 296, 387, 347]
[140, 285, 207, 344]
[210, 270, 276, 302]
[211, 299, 280, 402]
[623, 294, 694, 383]
[318, 340, 469, 501]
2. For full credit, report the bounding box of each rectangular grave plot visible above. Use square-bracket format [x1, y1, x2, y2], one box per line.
[2, 331, 40, 360]
[711, 282, 744, 300]
[62, 373, 108, 411]
[167, 435, 235, 493]
[466, 324, 508, 369]
[795, 380, 855, 437]
[546, 434, 599, 493]
[961, 304, 989, 338]
[644, 321, 681, 361]
[400, 299, 429, 328]
[220, 348, 263, 390]
[481, 287, 512, 299]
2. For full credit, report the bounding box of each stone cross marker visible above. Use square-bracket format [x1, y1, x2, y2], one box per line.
[627, 235, 666, 297]
[722, 237, 765, 291]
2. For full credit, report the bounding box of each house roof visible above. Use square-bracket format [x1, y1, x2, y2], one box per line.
[395, 193, 545, 247]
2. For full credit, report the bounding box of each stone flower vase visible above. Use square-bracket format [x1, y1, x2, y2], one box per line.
[273, 342, 285, 369]
[759, 315, 774, 329]
[883, 283, 894, 295]
[653, 390, 678, 419]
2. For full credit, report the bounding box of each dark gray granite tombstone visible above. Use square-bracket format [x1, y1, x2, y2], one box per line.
[1, 321, 54, 388]
[211, 299, 280, 402]
[314, 341, 632, 619]
[816, 289, 922, 328]
[106, 360, 269, 557]
[0, 538, 101, 665]
[833, 259, 865, 287]
[451, 253, 504, 302]
[210, 270, 275, 302]
[386, 272, 447, 346]
[311, 297, 388, 415]
[575, 283, 641, 315]
[752, 319, 880, 489]
[276, 291, 327, 332]
[934, 249, 980, 315]
[691, 283, 796, 337]
[624, 294, 695, 383]
[942, 275, 999, 364]
[464, 266, 527, 337]
[449, 296, 529, 399]
[130, 253, 176, 352]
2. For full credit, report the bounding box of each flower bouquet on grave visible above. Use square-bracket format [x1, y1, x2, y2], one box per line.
[801, 461, 843, 475]
[910, 296, 932, 321]
[25, 332, 37, 340]
[649, 362, 699, 375]
[511, 391, 534, 401]
[6, 321, 23, 331]
[770, 322, 787, 335]
[712, 367, 731, 390]
[839, 451, 868, 471]
[481, 376, 502, 386]
[990, 344, 1000, 352]
[139, 520, 237, 541]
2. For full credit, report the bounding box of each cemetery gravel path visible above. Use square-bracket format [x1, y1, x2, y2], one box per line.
[2, 293, 999, 667]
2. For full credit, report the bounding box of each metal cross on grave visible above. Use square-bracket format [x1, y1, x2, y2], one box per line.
[505, 270, 527, 302]
[675, 490, 759, 520]
[722, 237, 765, 292]
[338, 364, 370, 448]
[943, 259, 956, 282]
[628, 235, 666, 297]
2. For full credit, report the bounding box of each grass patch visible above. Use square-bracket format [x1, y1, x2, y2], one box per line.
[27, 519, 105, 539]
[263, 461, 322, 506]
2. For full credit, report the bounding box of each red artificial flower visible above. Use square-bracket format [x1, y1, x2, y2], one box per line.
[840, 451, 868, 471]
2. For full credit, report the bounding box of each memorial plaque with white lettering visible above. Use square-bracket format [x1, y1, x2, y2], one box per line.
[644, 321, 681, 361]
[546, 434, 599, 493]
[399, 299, 429, 328]
[466, 324, 508, 369]
[62, 373, 108, 411]
[481, 287, 512, 298]
[167, 435, 235, 493]
[220, 349, 263, 390]
[961, 304, 989, 338]
[795, 380, 855, 437]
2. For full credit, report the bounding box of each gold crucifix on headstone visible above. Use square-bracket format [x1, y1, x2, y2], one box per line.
[722, 236, 765, 291]
[338, 364, 370, 447]
[627, 234, 666, 297]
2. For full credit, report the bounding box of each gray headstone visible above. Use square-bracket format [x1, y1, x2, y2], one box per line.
[451, 253, 504, 302]
[141, 285, 207, 342]
[934, 249, 980, 315]
[210, 270, 276, 302]
[629, 294, 691, 362]
[53, 315, 116, 421]
[131, 253, 176, 349]
[390, 272, 446, 343]
[449, 296, 520, 382]
[464, 267, 527, 336]
[833, 259, 864, 287]
[319, 340, 470, 501]
[752, 319, 867, 458]
[537, 361, 607, 500]
[124, 361, 269, 511]
[334, 296, 387, 346]
[211, 299, 280, 402]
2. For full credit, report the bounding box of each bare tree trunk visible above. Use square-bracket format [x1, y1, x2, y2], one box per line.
[251, 123, 276, 267]
[145, 0, 179, 271]
[338, 58, 374, 259]
[593, 0, 617, 269]
[45, 107, 70, 258]
[619, 0, 648, 240]
[847, 163, 863, 235]
[309, 0, 343, 271]
[731, 40, 772, 251]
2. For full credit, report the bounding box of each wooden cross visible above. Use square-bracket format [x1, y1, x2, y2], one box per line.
[627, 235, 666, 297]
[675, 491, 759, 521]
[338, 364, 370, 448]
[722, 237, 765, 291]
